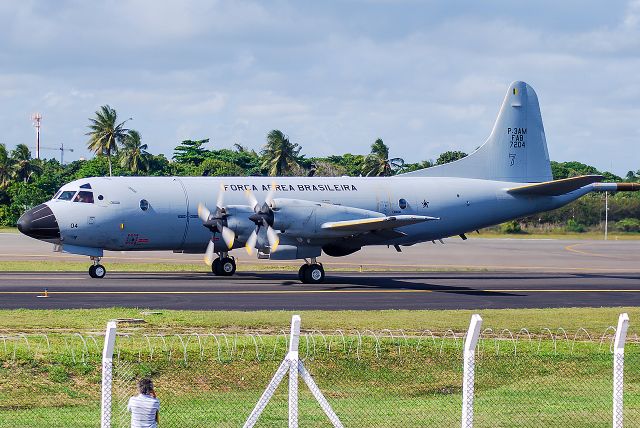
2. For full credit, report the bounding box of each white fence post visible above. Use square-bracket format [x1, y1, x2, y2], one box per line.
[100, 321, 117, 428]
[461, 314, 483, 428]
[613, 313, 629, 428]
[288, 315, 301, 428]
[244, 315, 343, 428]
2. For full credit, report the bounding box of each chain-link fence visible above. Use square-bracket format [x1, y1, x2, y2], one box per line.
[1, 323, 640, 427]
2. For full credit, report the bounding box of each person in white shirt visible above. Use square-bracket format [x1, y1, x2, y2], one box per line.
[127, 378, 160, 428]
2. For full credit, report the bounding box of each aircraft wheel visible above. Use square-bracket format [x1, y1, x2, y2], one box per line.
[90, 264, 106, 279]
[298, 264, 309, 282]
[304, 263, 325, 284]
[212, 258, 222, 276]
[220, 257, 236, 276]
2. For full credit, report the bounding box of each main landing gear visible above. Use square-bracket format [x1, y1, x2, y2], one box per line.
[298, 258, 325, 284]
[88, 257, 106, 279]
[212, 253, 236, 276]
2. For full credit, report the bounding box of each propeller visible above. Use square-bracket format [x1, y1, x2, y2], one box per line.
[198, 184, 235, 265]
[244, 183, 279, 255]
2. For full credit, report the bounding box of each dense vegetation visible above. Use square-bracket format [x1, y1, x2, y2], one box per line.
[0, 105, 638, 230]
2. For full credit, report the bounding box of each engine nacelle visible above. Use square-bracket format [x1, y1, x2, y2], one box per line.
[224, 205, 257, 246]
[270, 198, 383, 238]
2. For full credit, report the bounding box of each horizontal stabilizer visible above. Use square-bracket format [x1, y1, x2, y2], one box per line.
[507, 175, 603, 196]
[321, 215, 438, 232]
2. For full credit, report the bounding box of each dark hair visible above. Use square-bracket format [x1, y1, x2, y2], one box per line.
[137, 378, 154, 395]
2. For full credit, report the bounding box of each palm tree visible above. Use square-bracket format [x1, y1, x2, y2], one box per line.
[11, 144, 41, 183]
[86, 105, 131, 176]
[119, 130, 150, 175]
[260, 130, 302, 176]
[362, 138, 404, 176]
[0, 143, 12, 189]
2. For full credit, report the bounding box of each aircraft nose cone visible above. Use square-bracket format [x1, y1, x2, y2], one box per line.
[17, 204, 60, 241]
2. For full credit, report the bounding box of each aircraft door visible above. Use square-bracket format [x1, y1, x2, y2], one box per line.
[121, 178, 188, 250]
[377, 198, 390, 215]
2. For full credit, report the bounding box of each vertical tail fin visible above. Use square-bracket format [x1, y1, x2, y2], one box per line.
[400, 81, 553, 183]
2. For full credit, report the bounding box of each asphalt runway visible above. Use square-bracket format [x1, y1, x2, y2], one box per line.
[1, 233, 639, 310]
[1, 271, 639, 310]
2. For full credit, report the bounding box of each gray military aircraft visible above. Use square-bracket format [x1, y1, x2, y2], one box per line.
[17, 81, 638, 283]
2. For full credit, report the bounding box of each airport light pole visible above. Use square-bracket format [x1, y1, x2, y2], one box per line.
[31, 113, 42, 160]
[605, 191, 609, 241]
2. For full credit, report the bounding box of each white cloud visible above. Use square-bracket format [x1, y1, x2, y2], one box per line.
[0, 0, 638, 174]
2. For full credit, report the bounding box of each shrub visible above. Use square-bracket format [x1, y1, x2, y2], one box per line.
[614, 218, 640, 232]
[565, 219, 586, 233]
[500, 220, 522, 234]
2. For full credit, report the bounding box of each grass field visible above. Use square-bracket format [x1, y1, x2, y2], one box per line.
[0, 306, 637, 332]
[2, 308, 639, 427]
[1, 332, 639, 427]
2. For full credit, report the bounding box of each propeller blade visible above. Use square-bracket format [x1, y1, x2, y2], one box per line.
[244, 189, 259, 212]
[197, 203, 211, 222]
[204, 240, 215, 266]
[216, 183, 225, 209]
[265, 181, 276, 206]
[221, 226, 235, 249]
[266, 226, 279, 253]
[245, 229, 258, 254]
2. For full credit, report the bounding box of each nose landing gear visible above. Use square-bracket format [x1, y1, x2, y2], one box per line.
[212, 253, 236, 276]
[88, 257, 106, 279]
[298, 258, 325, 284]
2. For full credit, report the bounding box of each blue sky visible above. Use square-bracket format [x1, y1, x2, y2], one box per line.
[1, 0, 639, 175]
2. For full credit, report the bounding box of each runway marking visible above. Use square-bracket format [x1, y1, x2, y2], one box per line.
[0, 276, 86, 280]
[2, 289, 640, 295]
[564, 243, 637, 261]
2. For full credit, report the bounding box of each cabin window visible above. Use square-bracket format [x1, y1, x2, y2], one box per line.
[139, 199, 149, 211]
[398, 198, 407, 210]
[73, 191, 94, 204]
[58, 191, 76, 201]
[97, 195, 104, 201]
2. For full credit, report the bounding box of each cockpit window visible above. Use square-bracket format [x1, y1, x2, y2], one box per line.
[80, 183, 92, 189]
[58, 191, 77, 201]
[73, 191, 94, 204]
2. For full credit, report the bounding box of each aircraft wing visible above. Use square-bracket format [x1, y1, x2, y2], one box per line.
[507, 175, 603, 196]
[321, 215, 438, 232]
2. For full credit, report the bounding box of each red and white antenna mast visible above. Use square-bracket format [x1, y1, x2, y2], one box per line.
[31, 112, 42, 160]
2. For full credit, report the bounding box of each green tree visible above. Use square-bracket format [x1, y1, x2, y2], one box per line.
[362, 138, 404, 176]
[86, 105, 131, 176]
[260, 130, 302, 176]
[11, 144, 41, 183]
[307, 160, 347, 177]
[435, 150, 467, 165]
[5, 181, 50, 225]
[0, 143, 12, 189]
[119, 130, 150, 175]
[146, 154, 172, 176]
[198, 158, 246, 176]
[326, 154, 366, 176]
[172, 139, 210, 165]
[403, 159, 434, 173]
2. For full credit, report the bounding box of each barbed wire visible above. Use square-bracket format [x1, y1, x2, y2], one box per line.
[1, 327, 639, 364]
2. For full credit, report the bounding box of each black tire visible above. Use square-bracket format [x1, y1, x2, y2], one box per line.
[298, 264, 309, 282]
[88, 265, 97, 278]
[220, 257, 236, 276]
[212, 258, 222, 276]
[304, 263, 325, 284]
[93, 264, 106, 279]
